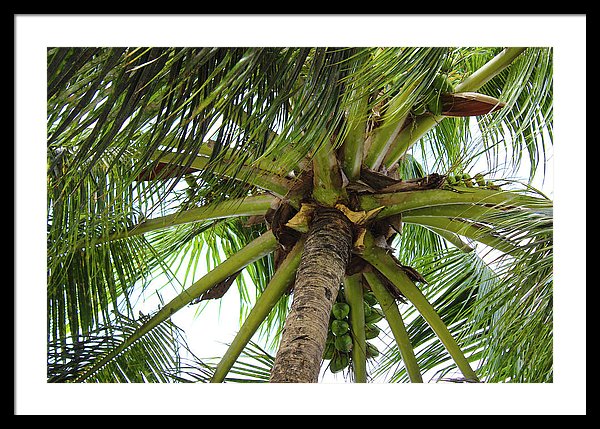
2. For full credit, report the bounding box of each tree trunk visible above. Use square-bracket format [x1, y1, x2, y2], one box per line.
[269, 206, 354, 383]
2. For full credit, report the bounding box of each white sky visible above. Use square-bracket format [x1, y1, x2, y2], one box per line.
[16, 14, 585, 415]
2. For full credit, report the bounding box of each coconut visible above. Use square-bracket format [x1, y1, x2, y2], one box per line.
[332, 302, 350, 320]
[323, 342, 335, 360]
[364, 323, 381, 340]
[334, 334, 353, 353]
[474, 173, 486, 187]
[366, 342, 380, 359]
[363, 302, 372, 317]
[331, 320, 349, 336]
[330, 352, 350, 373]
[363, 292, 378, 306]
[365, 307, 384, 324]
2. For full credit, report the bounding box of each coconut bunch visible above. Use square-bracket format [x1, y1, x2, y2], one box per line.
[446, 172, 501, 190]
[323, 288, 384, 374]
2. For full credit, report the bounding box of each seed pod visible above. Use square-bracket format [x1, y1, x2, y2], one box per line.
[447, 174, 458, 185]
[331, 320, 350, 336]
[366, 342, 380, 359]
[332, 302, 350, 320]
[323, 342, 335, 360]
[330, 352, 350, 373]
[474, 173, 486, 187]
[441, 92, 506, 117]
[334, 334, 353, 353]
[365, 323, 381, 340]
[363, 292, 378, 306]
[365, 307, 384, 324]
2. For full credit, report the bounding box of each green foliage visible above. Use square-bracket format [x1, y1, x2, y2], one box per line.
[47, 313, 198, 383]
[46, 46, 553, 384]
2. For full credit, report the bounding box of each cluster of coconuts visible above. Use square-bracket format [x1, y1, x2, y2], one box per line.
[446, 172, 501, 190]
[323, 289, 385, 374]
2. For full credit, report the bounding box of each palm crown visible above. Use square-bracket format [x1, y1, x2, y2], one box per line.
[47, 46, 553, 383]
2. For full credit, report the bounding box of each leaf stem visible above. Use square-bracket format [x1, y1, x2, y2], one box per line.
[402, 215, 520, 256]
[363, 271, 423, 383]
[77, 194, 276, 249]
[311, 136, 347, 206]
[210, 238, 305, 383]
[339, 91, 369, 181]
[359, 188, 549, 219]
[361, 232, 479, 382]
[363, 79, 420, 171]
[75, 230, 278, 382]
[381, 47, 528, 168]
[343, 273, 367, 383]
[153, 150, 293, 199]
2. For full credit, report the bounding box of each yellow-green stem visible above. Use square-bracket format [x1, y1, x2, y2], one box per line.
[152, 150, 293, 199]
[210, 238, 305, 383]
[363, 79, 421, 171]
[364, 271, 423, 383]
[402, 215, 520, 256]
[75, 231, 278, 382]
[311, 136, 346, 206]
[340, 91, 369, 181]
[359, 187, 548, 218]
[381, 47, 528, 168]
[344, 273, 367, 383]
[361, 232, 479, 382]
[77, 194, 276, 249]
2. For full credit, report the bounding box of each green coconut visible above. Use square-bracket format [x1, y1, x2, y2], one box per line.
[334, 334, 353, 353]
[363, 292, 378, 306]
[330, 352, 350, 373]
[331, 319, 350, 336]
[332, 302, 350, 320]
[432, 73, 454, 93]
[366, 342, 380, 359]
[363, 302, 372, 317]
[364, 323, 381, 340]
[365, 307, 384, 324]
[474, 173, 486, 187]
[426, 95, 443, 116]
[323, 342, 335, 360]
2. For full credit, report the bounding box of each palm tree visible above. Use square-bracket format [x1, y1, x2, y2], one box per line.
[47, 47, 553, 383]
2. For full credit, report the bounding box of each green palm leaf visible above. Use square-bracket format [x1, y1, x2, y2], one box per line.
[48, 312, 197, 383]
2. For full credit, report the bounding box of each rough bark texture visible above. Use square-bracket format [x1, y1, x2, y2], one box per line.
[269, 207, 354, 383]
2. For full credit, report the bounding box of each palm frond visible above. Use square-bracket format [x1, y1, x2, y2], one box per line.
[474, 47, 553, 181]
[381, 47, 551, 182]
[198, 340, 275, 383]
[372, 247, 495, 382]
[48, 312, 197, 383]
[372, 197, 552, 382]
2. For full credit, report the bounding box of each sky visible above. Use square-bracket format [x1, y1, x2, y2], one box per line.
[15, 14, 585, 415]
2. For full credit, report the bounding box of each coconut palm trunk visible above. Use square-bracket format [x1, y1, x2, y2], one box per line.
[270, 206, 354, 382]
